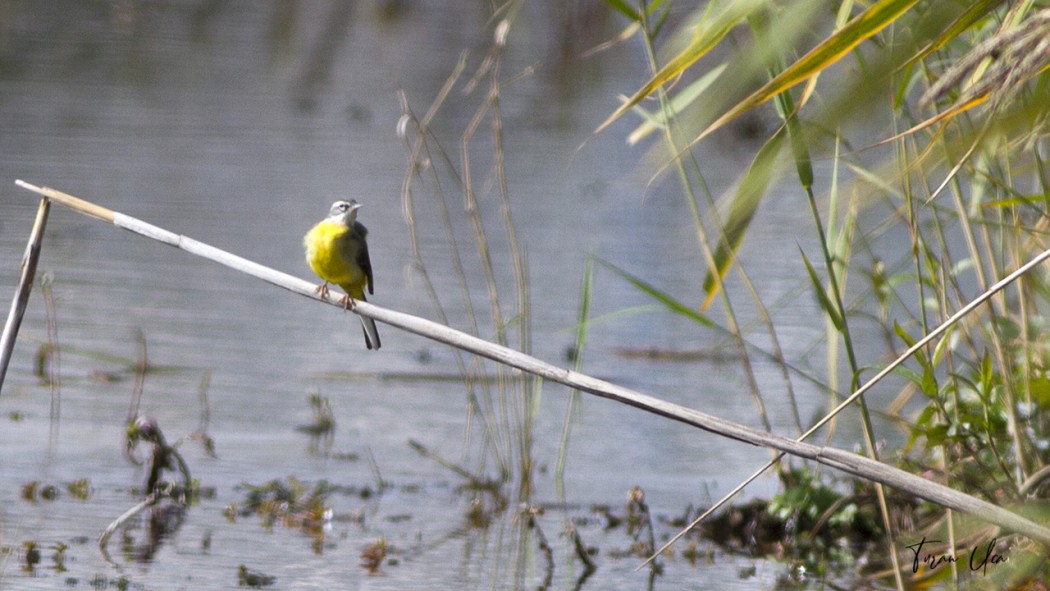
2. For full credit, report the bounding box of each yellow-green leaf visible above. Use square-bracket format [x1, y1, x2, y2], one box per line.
[693, 0, 920, 144]
[626, 63, 729, 145]
[595, 0, 765, 135]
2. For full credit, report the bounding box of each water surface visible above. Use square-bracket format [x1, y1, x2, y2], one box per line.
[0, 2, 862, 589]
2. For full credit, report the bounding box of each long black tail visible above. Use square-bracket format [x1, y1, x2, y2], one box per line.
[359, 315, 380, 350]
[355, 293, 380, 350]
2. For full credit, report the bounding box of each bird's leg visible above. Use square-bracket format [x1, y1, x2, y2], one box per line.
[314, 282, 331, 299]
[340, 294, 358, 311]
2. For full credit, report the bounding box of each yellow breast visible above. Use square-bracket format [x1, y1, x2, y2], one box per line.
[304, 220, 366, 295]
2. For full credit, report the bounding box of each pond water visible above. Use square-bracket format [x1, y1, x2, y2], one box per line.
[0, 2, 881, 589]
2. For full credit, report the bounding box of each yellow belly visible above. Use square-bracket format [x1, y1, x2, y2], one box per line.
[304, 221, 366, 298]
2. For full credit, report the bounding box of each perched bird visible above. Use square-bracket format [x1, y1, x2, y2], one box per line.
[304, 199, 381, 350]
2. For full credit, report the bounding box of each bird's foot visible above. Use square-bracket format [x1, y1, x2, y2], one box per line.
[314, 282, 331, 299]
[341, 294, 358, 311]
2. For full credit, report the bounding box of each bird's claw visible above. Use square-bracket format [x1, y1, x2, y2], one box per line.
[314, 282, 331, 299]
[340, 295, 358, 311]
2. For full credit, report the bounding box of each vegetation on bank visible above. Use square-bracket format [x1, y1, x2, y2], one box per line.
[592, 0, 1050, 587]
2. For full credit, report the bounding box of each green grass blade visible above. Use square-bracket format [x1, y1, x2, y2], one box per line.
[556, 255, 596, 499]
[800, 249, 845, 332]
[596, 257, 717, 329]
[701, 128, 785, 309]
[600, 0, 641, 21]
[600, 0, 667, 22]
[908, 0, 1002, 64]
[574, 255, 595, 363]
[780, 101, 813, 191]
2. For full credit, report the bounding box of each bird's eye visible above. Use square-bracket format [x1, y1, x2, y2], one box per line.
[338, 203, 349, 212]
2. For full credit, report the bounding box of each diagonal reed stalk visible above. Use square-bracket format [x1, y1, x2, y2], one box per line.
[9, 179, 1050, 550]
[0, 197, 50, 393]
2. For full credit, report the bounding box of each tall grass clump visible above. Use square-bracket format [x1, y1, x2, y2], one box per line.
[396, 1, 546, 537]
[598, 0, 1050, 586]
[397, 18, 546, 586]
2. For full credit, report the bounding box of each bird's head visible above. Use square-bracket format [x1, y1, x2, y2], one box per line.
[327, 199, 362, 225]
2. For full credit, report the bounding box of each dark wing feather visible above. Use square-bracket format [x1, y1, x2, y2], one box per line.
[354, 221, 374, 295]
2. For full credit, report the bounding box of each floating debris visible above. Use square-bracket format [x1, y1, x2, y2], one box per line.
[238, 564, 276, 588]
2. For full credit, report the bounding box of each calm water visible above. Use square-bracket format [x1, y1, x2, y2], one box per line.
[0, 2, 873, 589]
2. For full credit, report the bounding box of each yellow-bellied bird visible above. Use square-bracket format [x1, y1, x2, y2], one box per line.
[304, 200, 381, 350]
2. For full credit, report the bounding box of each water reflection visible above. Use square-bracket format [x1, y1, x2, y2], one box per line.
[115, 501, 186, 564]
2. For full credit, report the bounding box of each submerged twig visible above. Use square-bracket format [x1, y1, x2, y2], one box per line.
[525, 507, 554, 590]
[103, 416, 194, 565]
[98, 490, 159, 566]
[568, 523, 596, 574]
[13, 179, 1050, 548]
[409, 439, 499, 491]
[124, 416, 192, 495]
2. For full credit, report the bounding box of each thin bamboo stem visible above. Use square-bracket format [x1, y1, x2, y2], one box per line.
[12, 179, 1050, 548]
